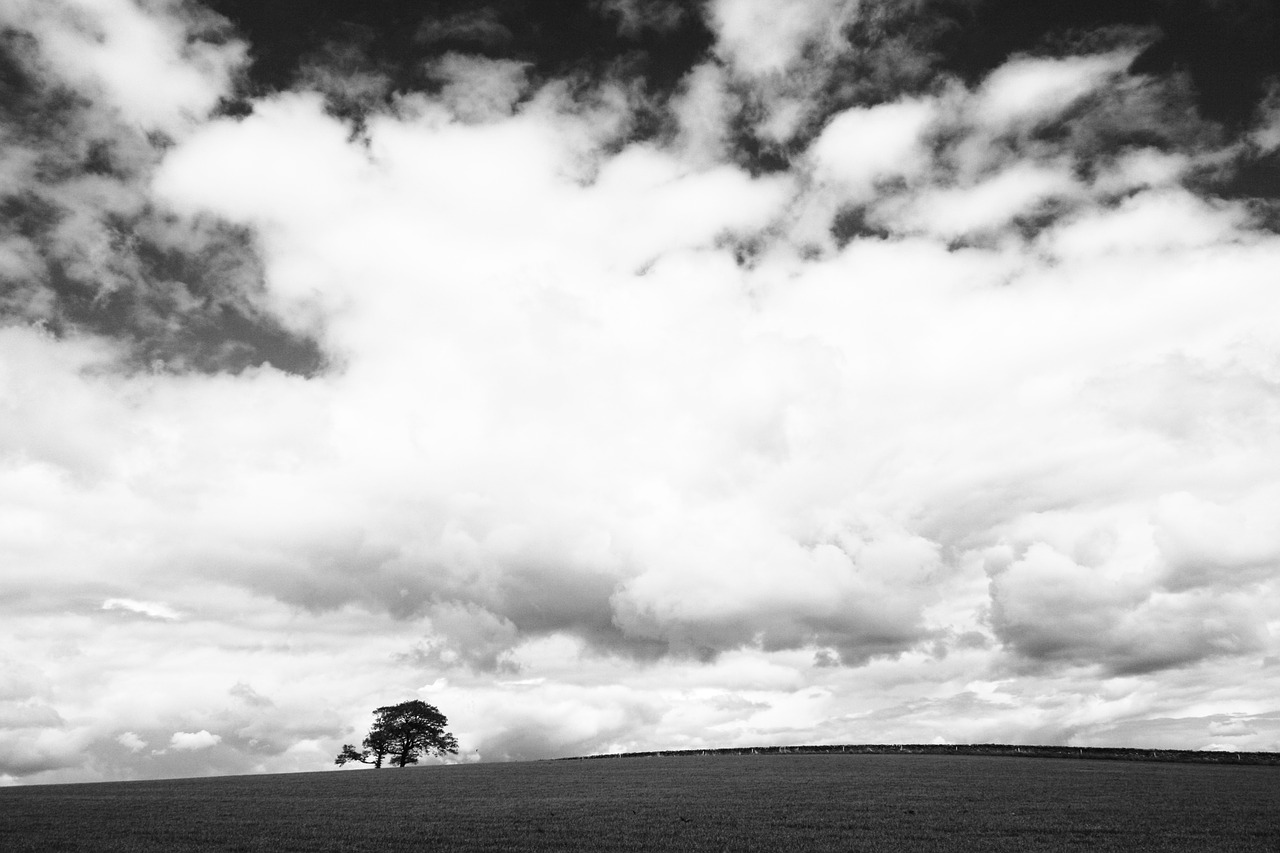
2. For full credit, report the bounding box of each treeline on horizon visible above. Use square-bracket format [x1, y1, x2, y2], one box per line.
[561, 743, 1280, 766]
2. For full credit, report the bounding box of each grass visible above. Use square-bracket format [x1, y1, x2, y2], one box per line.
[2, 753, 1279, 851]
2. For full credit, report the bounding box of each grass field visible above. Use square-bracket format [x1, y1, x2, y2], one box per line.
[2, 753, 1278, 851]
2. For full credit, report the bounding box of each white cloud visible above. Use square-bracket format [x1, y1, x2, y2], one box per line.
[117, 731, 146, 752]
[155, 93, 369, 230]
[102, 599, 182, 621]
[1, 0, 245, 134]
[671, 62, 737, 163]
[810, 99, 937, 202]
[1154, 490, 1280, 590]
[975, 52, 1134, 131]
[169, 730, 221, 751]
[895, 160, 1081, 238]
[1044, 189, 1248, 257]
[709, 0, 857, 77]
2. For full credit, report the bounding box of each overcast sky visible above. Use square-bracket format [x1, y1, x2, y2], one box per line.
[3, 0, 1280, 785]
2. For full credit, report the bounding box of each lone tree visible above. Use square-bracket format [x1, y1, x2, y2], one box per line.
[335, 700, 459, 769]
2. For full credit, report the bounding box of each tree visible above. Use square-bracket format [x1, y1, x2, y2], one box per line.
[335, 727, 393, 768]
[335, 700, 459, 769]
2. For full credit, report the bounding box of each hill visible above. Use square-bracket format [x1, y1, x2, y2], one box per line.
[3, 751, 1278, 851]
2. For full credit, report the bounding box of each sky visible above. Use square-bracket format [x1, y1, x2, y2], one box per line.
[3, 0, 1280, 785]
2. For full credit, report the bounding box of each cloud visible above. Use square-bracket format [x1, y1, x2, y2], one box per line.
[1044, 189, 1247, 257]
[810, 98, 936, 202]
[595, 0, 688, 38]
[973, 51, 1134, 131]
[670, 62, 737, 163]
[3, 0, 1280, 786]
[1154, 490, 1280, 590]
[611, 516, 941, 664]
[0, 730, 83, 780]
[399, 604, 522, 673]
[987, 543, 1267, 675]
[709, 0, 857, 78]
[102, 599, 182, 621]
[0, 660, 78, 780]
[229, 683, 273, 708]
[168, 730, 221, 751]
[427, 54, 531, 124]
[117, 731, 146, 752]
[464, 680, 664, 761]
[1208, 717, 1256, 738]
[5, 0, 245, 135]
[897, 159, 1081, 240]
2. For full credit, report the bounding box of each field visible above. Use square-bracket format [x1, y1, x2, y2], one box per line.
[3, 753, 1278, 851]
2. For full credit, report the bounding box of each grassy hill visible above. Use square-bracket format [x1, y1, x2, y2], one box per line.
[3, 751, 1279, 851]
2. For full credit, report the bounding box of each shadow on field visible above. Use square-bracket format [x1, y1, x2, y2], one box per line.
[2, 753, 1279, 852]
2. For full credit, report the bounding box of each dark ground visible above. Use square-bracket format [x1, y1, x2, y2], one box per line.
[2, 753, 1278, 851]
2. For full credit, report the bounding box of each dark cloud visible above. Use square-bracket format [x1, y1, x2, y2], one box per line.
[0, 692, 73, 778]
[986, 544, 1268, 676]
[0, 15, 325, 376]
[830, 205, 893, 246]
[225, 536, 670, 665]
[0, 744, 80, 779]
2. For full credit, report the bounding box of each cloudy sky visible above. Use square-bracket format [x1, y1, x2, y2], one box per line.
[3, 0, 1280, 785]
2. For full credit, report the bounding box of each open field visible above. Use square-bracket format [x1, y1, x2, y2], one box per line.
[3, 753, 1278, 852]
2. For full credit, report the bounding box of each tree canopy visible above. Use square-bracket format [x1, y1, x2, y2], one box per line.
[335, 700, 459, 769]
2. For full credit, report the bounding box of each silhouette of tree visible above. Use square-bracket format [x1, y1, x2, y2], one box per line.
[335, 700, 458, 769]
[334, 727, 393, 768]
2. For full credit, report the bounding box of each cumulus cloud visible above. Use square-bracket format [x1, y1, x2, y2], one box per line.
[710, 0, 857, 78]
[169, 730, 221, 751]
[6, 0, 244, 135]
[4, 0, 1280, 785]
[810, 98, 936, 201]
[117, 731, 147, 752]
[987, 543, 1267, 675]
